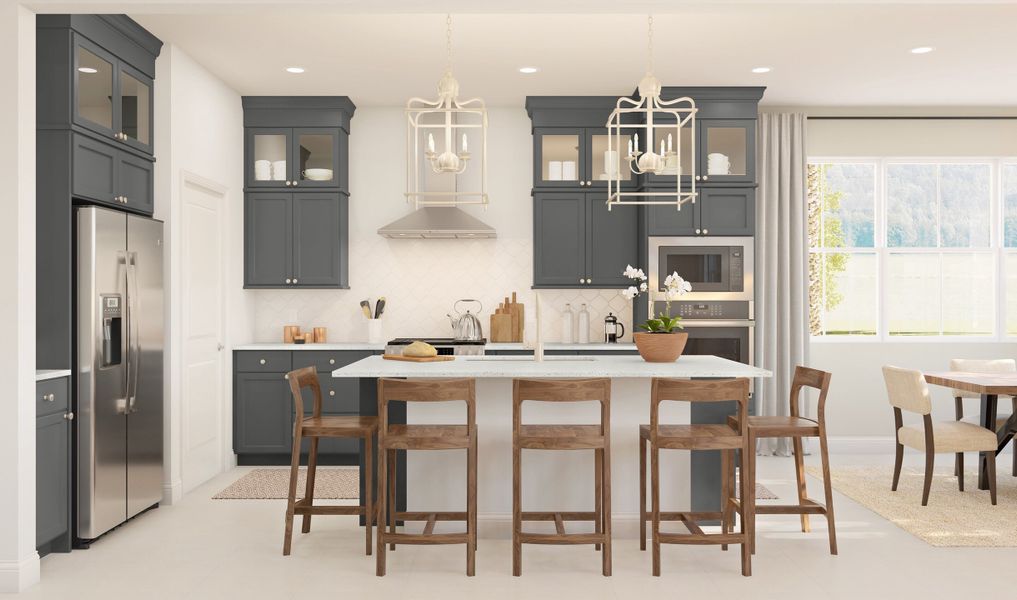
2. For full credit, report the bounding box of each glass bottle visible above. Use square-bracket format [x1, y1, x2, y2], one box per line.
[561, 303, 574, 344]
[577, 304, 590, 344]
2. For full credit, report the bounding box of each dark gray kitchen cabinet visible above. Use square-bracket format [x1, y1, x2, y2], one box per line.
[533, 192, 639, 288]
[244, 192, 349, 289]
[36, 376, 71, 557]
[117, 150, 155, 214]
[646, 187, 755, 237]
[70, 133, 154, 216]
[234, 372, 292, 455]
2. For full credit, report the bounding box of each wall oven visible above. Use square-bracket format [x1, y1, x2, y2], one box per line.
[653, 300, 754, 365]
[648, 236, 754, 301]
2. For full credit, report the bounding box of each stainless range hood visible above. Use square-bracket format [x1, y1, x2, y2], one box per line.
[377, 206, 497, 239]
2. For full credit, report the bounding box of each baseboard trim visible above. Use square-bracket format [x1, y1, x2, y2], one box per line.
[0, 553, 40, 592]
[162, 479, 182, 506]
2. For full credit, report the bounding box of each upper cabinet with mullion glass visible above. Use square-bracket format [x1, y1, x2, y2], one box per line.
[116, 62, 153, 154]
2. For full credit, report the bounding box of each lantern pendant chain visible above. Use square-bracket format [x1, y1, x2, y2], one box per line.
[445, 14, 453, 74]
[646, 15, 654, 75]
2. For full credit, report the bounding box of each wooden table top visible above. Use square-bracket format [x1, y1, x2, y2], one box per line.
[924, 371, 1017, 395]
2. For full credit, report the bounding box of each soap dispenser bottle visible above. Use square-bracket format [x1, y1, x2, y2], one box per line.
[577, 303, 590, 344]
[562, 303, 574, 344]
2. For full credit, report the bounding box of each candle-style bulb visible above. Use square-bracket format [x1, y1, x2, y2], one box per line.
[462, 133, 468, 153]
[627, 139, 634, 156]
[634, 133, 639, 151]
[660, 139, 665, 156]
[667, 133, 673, 153]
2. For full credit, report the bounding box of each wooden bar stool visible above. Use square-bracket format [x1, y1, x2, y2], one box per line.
[640, 378, 752, 577]
[282, 367, 379, 556]
[512, 378, 611, 577]
[726, 366, 836, 555]
[375, 378, 477, 577]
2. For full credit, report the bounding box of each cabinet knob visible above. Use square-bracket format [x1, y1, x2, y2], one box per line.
[284, 374, 289, 380]
[578, 181, 585, 187]
[587, 180, 593, 185]
[64, 412, 74, 421]
[695, 228, 702, 235]
[122, 196, 128, 202]
[292, 181, 298, 186]
[579, 278, 584, 284]
[702, 229, 709, 235]
[285, 278, 292, 284]
[702, 175, 708, 181]
[292, 278, 298, 284]
[329, 390, 335, 397]
[329, 359, 335, 365]
[259, 358, 266, 365]
[43, 393, 54, 402]
[285, 181, 292, 186]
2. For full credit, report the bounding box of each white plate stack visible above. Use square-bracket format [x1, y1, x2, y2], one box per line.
[271, 160, 287, 181]
[561, 160, 577, 181]
[707, 153, 730, 175]
[254, 159, 272, 181]
[547, 160, 563, 181]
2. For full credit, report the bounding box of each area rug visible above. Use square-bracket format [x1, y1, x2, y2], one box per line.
[213, 468, 359, 500]
[806, 465, 1017, 547]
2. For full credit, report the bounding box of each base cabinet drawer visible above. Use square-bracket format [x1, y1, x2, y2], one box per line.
[236, 351, 292, 373]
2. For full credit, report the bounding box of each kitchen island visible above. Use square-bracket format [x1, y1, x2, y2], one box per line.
[333, 354, 771, 538]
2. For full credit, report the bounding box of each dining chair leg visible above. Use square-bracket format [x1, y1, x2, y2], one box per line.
[986, 451, 997, 506]
[365, 432, 374, 556]
[301, 437, 319, 534]
[387, 448, 397, 550]
[650, 443, 661, 577]
[512, 438, 522, 577]
[638, 434, 647, 551]
[282, 428, 302, 556]
[375, 445, 387, 576]
[594, 448, 603, 551]
[601, 441, 612, 577]
[1012, 443, 1016, 477]
[956, 453, 964, 492]
[921, 447, 935, 506]
[791, 435, 810, 533]
[720, 447, 731, 551]
[739, 446, 752, 577]
[818, 428, 838, 555]
[954, 397, 963, 479]
[466, 434, 477, 577]
[891, 441, 904, 492]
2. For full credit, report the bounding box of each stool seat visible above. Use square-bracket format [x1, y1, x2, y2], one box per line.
[727, 415, 820, 437]
[518, 425, 605, 450]
[384, 424, 474, 450]
[639, 423, 742, 450]
[300, 415, 379, 437]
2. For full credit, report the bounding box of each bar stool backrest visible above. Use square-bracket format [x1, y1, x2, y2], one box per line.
[649, 378, 750, 441]
[512, 378, 611, 434]
[790, 366, 833, 423]
[286, 366, 322, 418]
[377, 378, 477, 434]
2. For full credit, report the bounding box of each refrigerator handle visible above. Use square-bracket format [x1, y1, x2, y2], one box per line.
[127, 252, 140, 414]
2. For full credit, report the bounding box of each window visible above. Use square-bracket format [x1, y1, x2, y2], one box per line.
[809, 158, 1016, 340]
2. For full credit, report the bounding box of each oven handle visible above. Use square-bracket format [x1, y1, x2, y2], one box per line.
[680, 320, 755, 328]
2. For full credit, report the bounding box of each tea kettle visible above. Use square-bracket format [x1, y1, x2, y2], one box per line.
[447, 299, 484, 341]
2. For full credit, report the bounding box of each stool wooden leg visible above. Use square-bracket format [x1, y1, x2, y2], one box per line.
[467, 433, 477, 576]
[650, 443, 661, 577]
[957, 453, 965, 492]
[594, 448, 603, 551]
[301, 437, 319, 534]
[601, 443, 612, 577]
[512, 439, 522, 577]
[720, 448, 731, 551]
[739, 445, 752, 577]
[376, 444, 387, 577]
[639, 434, 647, 551]
[818, 429, 838, 555]
[388, 449, 397, 550]
[365, 432, 374, 556]
[282, 427, 302, 556]
[791, 435, 810, 533]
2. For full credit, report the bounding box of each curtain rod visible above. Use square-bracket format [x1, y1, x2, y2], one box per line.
[806, 116, 1017, 121]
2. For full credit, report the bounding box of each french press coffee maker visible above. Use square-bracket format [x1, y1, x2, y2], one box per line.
[604, 312, 625, 343]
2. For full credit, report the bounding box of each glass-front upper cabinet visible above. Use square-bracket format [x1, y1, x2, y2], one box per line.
[74, 41, 116, 137]
[587, 129, 636, 188]
[247, 128, 293, 188]
[535, 128, 582, 187]
[246, 128, 343, 189]
[118, 65, 153, 153]
[293, 128, 341, 188]
[698, 119, 755, 184]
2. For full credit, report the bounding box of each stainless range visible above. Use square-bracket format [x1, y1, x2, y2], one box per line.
[384, 337, 487, 357]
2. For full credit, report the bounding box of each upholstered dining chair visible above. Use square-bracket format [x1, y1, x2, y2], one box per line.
[950, 359, 1017, 480]
[882, 366, 998, 506]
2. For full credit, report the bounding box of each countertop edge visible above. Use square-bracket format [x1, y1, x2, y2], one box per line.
[234, 343, 386, 351]
[36, 369, 72, 382]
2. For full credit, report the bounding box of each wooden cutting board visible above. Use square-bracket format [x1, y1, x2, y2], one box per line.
[509, 292, 524, 342]
[382, 354, 455, 362]
[490, 313, 514, 342]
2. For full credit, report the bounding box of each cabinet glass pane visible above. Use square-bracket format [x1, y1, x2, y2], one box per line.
[120, 72, 150, 145]
[541, 135, 580, 182]
[297, 133, 335, 183]
[705, 127, 746, 176]
[590, 133, 633, 182]
[651, 125, 690, 176]
[253, 134, 288, 181]
[76, 47, 113, 130]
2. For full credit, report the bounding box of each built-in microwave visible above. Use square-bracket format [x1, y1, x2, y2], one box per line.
[648, 236, 754, 301]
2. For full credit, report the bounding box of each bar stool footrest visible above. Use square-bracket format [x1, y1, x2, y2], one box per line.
[658, 532, 746, 546]
[293, 499, 365, 517]
[383, 532, 471, 546]
[519, 532, 607, 545]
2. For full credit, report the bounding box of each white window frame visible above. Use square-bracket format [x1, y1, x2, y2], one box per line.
[808, 156, 1017, 343]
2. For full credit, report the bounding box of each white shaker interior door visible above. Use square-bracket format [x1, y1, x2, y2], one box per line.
[181, 176, 226, 492]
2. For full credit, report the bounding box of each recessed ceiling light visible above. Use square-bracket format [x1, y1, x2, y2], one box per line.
[751, 67, 771, 74]
[285, 66, 305, 74]
[910, 46, 934, 54]
[518, 67, 539, 74]
[78, 67, 98, 74]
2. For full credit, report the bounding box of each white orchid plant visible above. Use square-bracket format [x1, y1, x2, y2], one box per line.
[621, 264, 692, 333]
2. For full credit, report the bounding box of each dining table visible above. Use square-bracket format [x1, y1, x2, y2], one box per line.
[923, 371, 1017, 490]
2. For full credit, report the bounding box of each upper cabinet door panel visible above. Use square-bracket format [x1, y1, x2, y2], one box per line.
[73, 36, 117, 140]
[71, 134, 117, 204]
[699, 119, 755, 184]
[698, 187, 755, 236]
[586, 193, 639, 287]
[533, 128, 584, 188]
[246, 128, 293, 188]
[586, 128, 636, 189]
[645, 202, 698, 236]
[117, 152, 154, 215]
[292, 128, 341, 189]
[117, 64, 153, 155]
[245, 192, 292, 287]
[533, 192, 587, 286]
[291, 193, 343, 287]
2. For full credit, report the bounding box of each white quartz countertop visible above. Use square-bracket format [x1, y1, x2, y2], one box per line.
[234, 343, 386, 351]
[486, 342, 637, 351]
[36, 369, 72, 381]
[332, 354, 771, 379]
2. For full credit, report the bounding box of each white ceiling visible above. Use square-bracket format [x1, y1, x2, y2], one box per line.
[118, 3, 1017, 107]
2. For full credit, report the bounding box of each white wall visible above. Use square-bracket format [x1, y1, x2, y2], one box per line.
[155, 44, 248, 502]
[250, 107, 633, 345]
[0, 4, 38, 593]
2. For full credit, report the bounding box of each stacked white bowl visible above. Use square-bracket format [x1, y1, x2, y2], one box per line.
[707, 153, 730, 175]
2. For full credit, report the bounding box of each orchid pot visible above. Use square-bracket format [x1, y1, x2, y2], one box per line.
[621, 265, 692, 363]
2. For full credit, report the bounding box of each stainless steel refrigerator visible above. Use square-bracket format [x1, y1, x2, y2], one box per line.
[76, 206, 164, 541]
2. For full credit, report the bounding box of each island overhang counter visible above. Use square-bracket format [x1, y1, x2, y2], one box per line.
[333, 354, 772, 537]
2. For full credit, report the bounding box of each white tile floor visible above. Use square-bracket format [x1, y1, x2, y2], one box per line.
[16, 452, 1017, 599]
